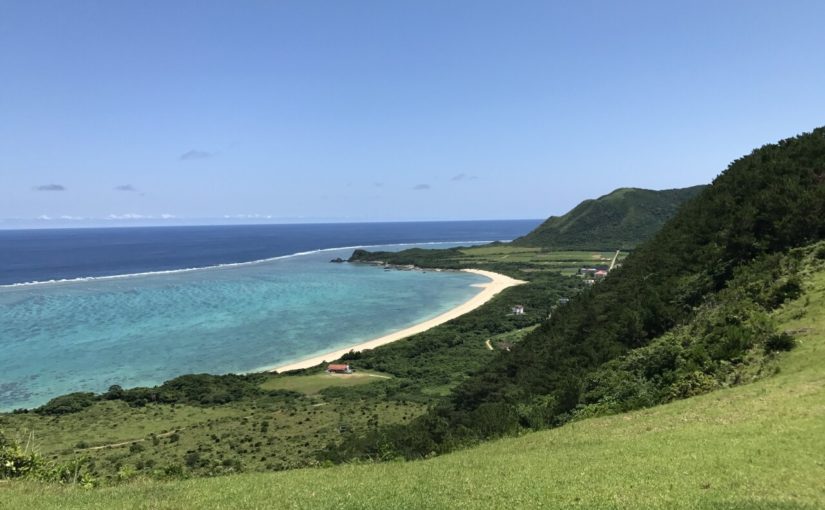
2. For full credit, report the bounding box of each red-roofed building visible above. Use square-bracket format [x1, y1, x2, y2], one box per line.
[327, 363, 353, 374]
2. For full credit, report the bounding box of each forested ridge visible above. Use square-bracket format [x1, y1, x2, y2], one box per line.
[333, 127, 825, 459]
[512, 185, 706, 250]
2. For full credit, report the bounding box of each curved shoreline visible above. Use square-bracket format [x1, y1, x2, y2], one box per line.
[269, 269, 526, 373]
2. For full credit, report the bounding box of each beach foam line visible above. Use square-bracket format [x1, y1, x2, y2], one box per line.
[0, 240, 510, 288]
[266, 269, 526, 373]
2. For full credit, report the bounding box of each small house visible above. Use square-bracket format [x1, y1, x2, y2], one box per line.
[558, 297, 570, 305]
[512, 304, 525, 315]
[326, 363, 353, 374]
[594, 270, 608, 278]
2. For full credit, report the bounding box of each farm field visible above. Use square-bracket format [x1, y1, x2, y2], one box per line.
[455, 246, 622, 275]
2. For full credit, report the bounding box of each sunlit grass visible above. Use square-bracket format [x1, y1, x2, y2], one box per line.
[259, 370, 390, 395]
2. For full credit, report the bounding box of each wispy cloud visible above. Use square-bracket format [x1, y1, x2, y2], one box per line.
[451, 173, 478, 181]
[33, 184, 66, 191]
[114, 184, 137, 192]
[223, 213, 274, 219]
[106, 213, 177, 220]
[179, 150, 213, 161]
[36, 215, 86, 221]
[107, 213, 148, 220]
[412, 184, 431, 190]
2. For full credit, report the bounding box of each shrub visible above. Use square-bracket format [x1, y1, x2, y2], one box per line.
[184, 451, 201, 468]
[765, 332, 795, 352]
[103, 384, 124, 400]
[35, 392, 97, 415]
[1, 432, 96, 486]
[0, 433, 42, 479]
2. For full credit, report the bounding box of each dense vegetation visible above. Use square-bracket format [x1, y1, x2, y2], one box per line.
[30, 373, 274, 416]
[335, 127, 825, 459]
[512, 185, 706, 250]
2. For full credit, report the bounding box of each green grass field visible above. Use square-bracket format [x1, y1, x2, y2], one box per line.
[487, 324, 539, 350]
[5, 261, 823, 508]
[453, 246, 623, 275]
[259, 370, 391, 395]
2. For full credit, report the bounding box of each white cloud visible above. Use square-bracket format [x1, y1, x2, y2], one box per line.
[179, 150, 214, 161]
[223, 213, 274, 219]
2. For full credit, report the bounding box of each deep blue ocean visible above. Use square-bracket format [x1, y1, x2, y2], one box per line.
[0, 220, 539, 410]
[0, 220, 539, 286]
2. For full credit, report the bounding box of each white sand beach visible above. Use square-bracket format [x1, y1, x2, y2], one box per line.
[269, 269, 525, 373]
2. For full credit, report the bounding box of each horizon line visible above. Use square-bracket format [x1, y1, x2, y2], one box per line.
[0, 217, 544, 231]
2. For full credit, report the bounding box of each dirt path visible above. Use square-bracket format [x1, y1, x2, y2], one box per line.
[609, 250, 621, 271]
[485, 339, 494, 351]
[76, 429, 183, 452]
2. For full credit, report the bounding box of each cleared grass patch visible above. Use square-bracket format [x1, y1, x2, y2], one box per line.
[451, 246, 625, 275]
[487, 324, 538, 350]
[259, 371, 390, 395]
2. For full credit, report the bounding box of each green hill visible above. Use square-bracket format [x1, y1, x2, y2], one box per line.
[513, 185, 707, 250]
[368, 128, 825, 456]
[5, 248, 825, 509]
[325, 128, 825, 464]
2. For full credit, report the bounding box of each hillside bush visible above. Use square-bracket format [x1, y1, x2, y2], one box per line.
[35, 392, 97, 415]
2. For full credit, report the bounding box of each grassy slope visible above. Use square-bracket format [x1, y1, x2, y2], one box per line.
[0, 387, 423, 478]
[5, 265, 824, 508]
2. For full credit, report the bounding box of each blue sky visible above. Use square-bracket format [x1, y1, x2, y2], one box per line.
[1, 1, 824, 227]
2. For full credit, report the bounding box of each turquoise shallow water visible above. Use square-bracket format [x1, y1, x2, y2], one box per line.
[0, 244, 488, 410]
